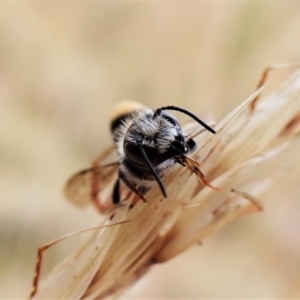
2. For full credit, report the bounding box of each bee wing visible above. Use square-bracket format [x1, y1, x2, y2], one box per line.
[92, 145, 119, 166]
[64, 163, 119, 208]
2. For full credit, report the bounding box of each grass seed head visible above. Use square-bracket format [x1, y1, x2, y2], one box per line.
[32, 70, 300, 299]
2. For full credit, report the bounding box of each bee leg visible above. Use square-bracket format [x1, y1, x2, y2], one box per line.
[174, 156, 186, 167]
[119, 171, 147, 203]
[176, 160, 185, 167]
[112, 178, 120, 204]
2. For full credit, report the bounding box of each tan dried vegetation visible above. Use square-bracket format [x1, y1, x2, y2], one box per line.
[32, 69, 300, 298]
[1, 2, 300, 299]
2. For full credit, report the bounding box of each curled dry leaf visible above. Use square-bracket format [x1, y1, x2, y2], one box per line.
[31, 71, 300, 299]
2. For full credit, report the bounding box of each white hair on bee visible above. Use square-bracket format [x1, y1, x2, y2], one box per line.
[107, 101, 215, 201]
[113, 107, 182, 190]
[115, 108, 181, 154]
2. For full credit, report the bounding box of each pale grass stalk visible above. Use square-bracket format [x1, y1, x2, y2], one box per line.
[32, 71, 300, 299]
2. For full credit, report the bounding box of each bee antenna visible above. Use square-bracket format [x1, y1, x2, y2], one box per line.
[139, 145, 167, 198]
[158, 106, 216, 134]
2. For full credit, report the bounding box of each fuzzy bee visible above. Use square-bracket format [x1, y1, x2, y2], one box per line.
[65, 101, 216, 214]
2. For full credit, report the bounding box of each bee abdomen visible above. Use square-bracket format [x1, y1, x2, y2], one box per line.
[110, 101, 145, 133]
[187, 138, 197, 152]
[110, 113, 132, 133]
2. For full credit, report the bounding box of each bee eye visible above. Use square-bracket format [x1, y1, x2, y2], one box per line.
[159, 111, 179, 126]
[124, 142, 171, 167]
[124, 143, 147, 166]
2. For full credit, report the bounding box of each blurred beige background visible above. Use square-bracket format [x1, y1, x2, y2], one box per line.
[1, 1, 300, 298]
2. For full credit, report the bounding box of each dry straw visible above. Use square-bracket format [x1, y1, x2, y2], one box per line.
[31, 69, 300, 299]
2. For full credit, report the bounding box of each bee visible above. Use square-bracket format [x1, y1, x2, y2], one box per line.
[65, 101, 216, 214]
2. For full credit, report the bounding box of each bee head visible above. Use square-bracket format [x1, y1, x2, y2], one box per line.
[124, 108, 188, 163]
[119, 104, 216, 199]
